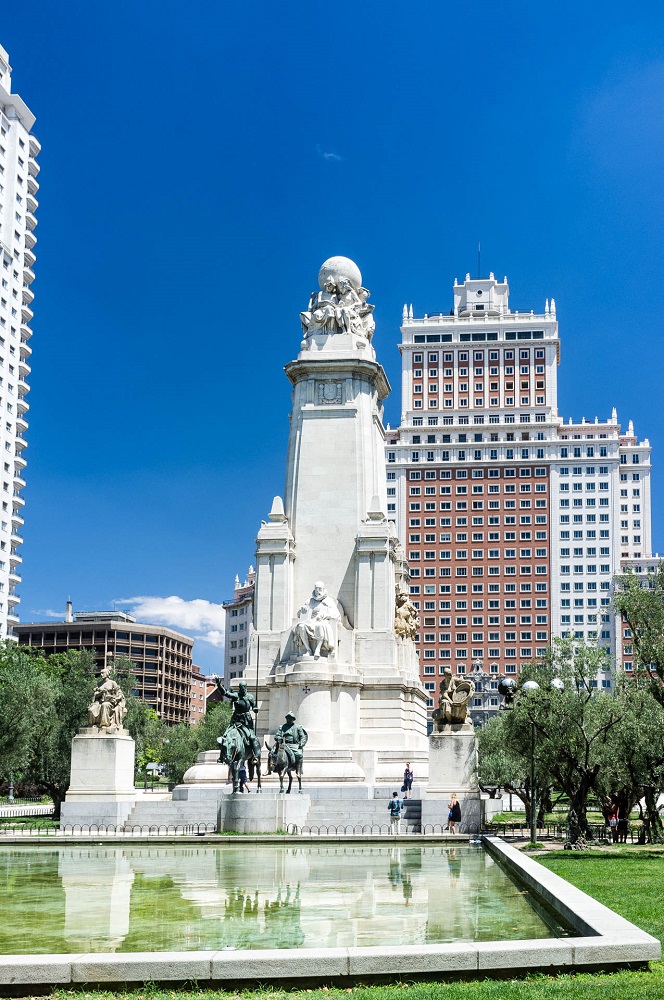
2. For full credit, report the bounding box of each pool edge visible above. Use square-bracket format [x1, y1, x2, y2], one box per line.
[0, 836, 658, 993]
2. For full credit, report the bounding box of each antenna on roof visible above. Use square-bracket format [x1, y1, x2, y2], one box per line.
[477, 242, 481, 279]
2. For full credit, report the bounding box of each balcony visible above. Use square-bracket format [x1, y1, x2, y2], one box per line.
[17, 379, 29, 396]
[10, 553, 22, 567]
[10, 513, 24, 527]
[18, 360, 31, 378]
[28, 159, 39, 178]
[22, 287, 34, 305]
[12, 492, 25, 505]
[20, 342, 32, 358]
[7, 613, 19, 625]
[23, 248, 36, 267]
[26, 193, 38, 214]
[13, 475, 26, 489]
[23, 266, 35, 285]
[25, 212, 37, 232]
[14, 455, 27, 471]
[16, 415, 28, 433]
[10, 532, 23, 546]
[29, 135, 41, 156]
[20, 324, 32, 341]
[24, 230, 36, 250]
[27, 176, 39, 196]
[21, 305, 33, 323]
[9, 572, 21, 585]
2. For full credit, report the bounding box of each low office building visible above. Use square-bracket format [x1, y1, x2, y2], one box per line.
[15, 604, 194, 724]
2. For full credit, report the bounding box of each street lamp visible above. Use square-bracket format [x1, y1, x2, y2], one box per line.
[522, 680, 540, 847]
[497, 676, 564, 847]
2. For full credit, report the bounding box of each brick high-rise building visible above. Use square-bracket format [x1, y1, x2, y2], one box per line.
[0, 45, 39, 638]
[386, 273, 652, 722]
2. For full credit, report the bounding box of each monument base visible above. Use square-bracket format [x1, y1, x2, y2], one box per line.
[60, 730, 137, 828]
[218, 792, 311, 834]
[422, 729, 481, 834]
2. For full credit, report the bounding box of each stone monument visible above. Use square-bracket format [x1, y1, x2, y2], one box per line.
[423, 668, 481, 833]
[60, 667, 137, 828]
[248, 256, 428, 785]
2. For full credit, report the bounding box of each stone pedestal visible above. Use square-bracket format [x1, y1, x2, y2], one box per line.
[422, 729, 481, 834]
[218, 792, 311, 834]
[60, 729, 137, 828]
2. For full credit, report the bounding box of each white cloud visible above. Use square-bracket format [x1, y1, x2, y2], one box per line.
[196, 629, 225, 648]
[119, 595, 226, 650]
[316, 144, 343, 162]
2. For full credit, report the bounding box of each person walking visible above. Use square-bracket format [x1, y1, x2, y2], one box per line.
[608, 803, 619, 844]
[448, 793, 461, 834]
[238, 762, 250, 793]
[388, 792, 403, 835]
[402, 763, 414, 800]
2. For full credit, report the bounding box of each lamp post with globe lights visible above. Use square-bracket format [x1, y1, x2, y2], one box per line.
[521, 680, 540, 847]
[498, 675, 565, 847]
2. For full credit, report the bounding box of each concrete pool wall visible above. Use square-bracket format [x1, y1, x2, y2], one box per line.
[0, 835, 659, 993]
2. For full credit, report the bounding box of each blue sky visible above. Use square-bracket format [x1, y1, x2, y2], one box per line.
[4, 1, 664, 673]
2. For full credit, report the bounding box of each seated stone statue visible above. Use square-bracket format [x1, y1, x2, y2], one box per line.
[292, 581, 341, 659]
[87, 666, 127, 731]
[431, 667, 475, 730]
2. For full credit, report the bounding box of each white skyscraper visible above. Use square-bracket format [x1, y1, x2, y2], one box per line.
[0, 45, 39, 637]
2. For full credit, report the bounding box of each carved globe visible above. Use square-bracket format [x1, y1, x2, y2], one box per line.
[318, 256, 362, 291]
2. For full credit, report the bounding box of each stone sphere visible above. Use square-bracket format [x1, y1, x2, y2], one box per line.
[318, 256, 362, 291]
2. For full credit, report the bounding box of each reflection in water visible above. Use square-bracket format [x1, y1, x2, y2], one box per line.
[0, 844, 571, 954]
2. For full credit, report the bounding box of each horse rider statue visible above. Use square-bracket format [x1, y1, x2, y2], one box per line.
[215, 679, 262, 791]
[267, 711, 308, 793]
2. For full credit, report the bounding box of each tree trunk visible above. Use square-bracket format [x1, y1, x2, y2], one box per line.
[47, 785, 65, 821]
[567, 772, 597, 843]
[643, 786, 664, 844]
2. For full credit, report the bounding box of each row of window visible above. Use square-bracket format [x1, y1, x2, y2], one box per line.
[412, 350, 546, 363]
[411, 532, 548, 542]
[411, 548, 548, 558]
[408, 468, 547, 480]
[410, 583, 549, 595]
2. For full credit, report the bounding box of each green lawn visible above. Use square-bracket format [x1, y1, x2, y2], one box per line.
[38, 848, 662, 1000]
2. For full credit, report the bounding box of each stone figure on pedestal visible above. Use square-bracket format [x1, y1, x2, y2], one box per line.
[86, 666, 127, 732]
[292, 581, 341, 659]
[431, 668, 475, 730]
[394, 591, 420, 641]
[299, 257, 375, 341]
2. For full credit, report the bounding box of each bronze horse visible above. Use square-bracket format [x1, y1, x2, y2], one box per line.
[217, 727, 262, 793]
[265, 736, 302, 794]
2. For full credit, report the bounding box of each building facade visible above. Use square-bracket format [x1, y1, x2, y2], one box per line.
[15, 607, 194, 724]
[0, 46, 39, 638]
[386, 273, 652, 722]
[222, 566, 255, 685]
[189, 667, 208, 725]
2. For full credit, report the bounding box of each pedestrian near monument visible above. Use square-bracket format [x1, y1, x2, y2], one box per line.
[448, 793, 461, 834]
[388, 792, 403, 835]
[402, 763, 413, 799]
[238, 762, 250, 793]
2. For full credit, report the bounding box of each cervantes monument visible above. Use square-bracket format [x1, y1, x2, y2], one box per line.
[248, 256, 429, 783]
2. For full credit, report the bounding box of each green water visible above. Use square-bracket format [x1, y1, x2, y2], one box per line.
[0, 844, 571, 953]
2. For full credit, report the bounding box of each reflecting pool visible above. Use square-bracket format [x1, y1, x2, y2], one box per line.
[0, 844, 572, 954]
